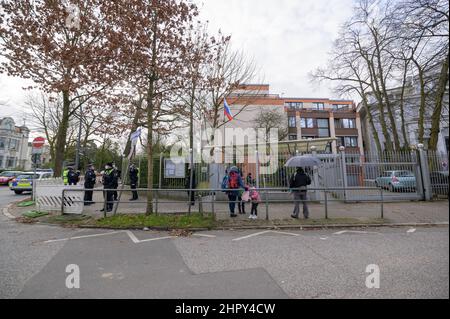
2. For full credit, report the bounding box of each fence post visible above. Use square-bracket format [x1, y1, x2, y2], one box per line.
[103, 190, 107, 218]
[324, 190, 328, 219]
[211, 190, 215, 218]
[339, 146, 348, 201]
[61, 188, 65, 215]
[188, 148, 193, 215]
[156, 154, 163, 215]
[255, 150, 260, 189]
[380, 187, 384, 219]
[263, 177, 269, 221]
[417, 144, 432, 201]
[311, 146, 320, 201]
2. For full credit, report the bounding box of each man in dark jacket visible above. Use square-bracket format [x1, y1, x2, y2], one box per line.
[289, 167, 311, 219]
[129, 163, 139, 201]
[101, 162, 118, 212]
[67, 167, 80, 185]
[83, 163, 96, 205]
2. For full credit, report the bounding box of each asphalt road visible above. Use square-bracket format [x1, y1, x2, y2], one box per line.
[0, 186, 448, 299]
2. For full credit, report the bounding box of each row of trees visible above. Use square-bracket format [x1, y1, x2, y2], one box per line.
[312, 0, 449, 152]
[0, 0, 259, 214]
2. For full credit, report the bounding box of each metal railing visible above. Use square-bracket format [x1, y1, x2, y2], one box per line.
[61, 186, 386, 219]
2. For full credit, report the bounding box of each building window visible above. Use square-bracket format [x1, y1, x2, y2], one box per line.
[288, 134, 297, 140]
[300, 118, 314, 128]
[313, 102, 325, 110]
[0, 137, 5, 149]
[9, 139, 19, 150]
[332, 104, 349, 110]
[335, 118, 356, 129]
[317, 119, 330, 137]
[337, 136, 358, 147]
[7, 157, 16, 168]
[301, 136, 316, 139]
[288, 116, 297, 128]
[0, 156, 3, 168]
[285, 102, 303, 110]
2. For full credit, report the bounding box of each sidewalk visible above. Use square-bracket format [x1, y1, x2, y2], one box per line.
[78, 190, 448, 224]
[7, 190, 448, 226]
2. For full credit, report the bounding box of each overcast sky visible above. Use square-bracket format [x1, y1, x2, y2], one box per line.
[0, 0, 355, 125]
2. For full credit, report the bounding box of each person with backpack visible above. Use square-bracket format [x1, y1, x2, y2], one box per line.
[221, 166, 245, 217]
[289, 167, 311, 219]
[237, 170, 246, 214]
[248, 186, 261, 219]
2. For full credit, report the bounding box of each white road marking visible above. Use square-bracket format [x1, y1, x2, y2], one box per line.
[320, 237, 328, 240]
[232, 230, 272, 241]
[193, 233, 217, 238]
[137, 236, 175, 243]
[232, 230, 300, 241]
[125, 230, 140, 243]
[407, 228, 416, 233]
[333, 230, 380, 235]
[44, 230, 175, 244]
[271, 231, 300, 237]
[43, 231, 123, 243]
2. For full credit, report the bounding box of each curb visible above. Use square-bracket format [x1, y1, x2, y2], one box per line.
[3, 202, 449, 232]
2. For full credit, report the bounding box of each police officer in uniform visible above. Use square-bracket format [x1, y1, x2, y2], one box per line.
[83, 163, 96, 205]
[101, 162, 118, 212]
[67, 166, 80, 185]
[129, 163, 139, 201]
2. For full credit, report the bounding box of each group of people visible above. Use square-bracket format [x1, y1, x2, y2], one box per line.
[63, 162, 139, 213]
[220, 166, 311, 219]
[221, 166, 261, 219]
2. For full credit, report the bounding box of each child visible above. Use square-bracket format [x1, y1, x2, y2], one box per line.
[248, 186, 261, 219]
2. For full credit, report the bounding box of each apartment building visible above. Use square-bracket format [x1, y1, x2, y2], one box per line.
[222, 84, 364, 154]
[0, 117, 31, 170]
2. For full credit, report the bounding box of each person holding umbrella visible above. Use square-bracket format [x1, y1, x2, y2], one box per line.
[289, 167, 311, 219]
[285, 154, 320, 219]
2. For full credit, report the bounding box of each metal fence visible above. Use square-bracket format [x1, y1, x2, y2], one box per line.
[61, 186, 386, 219]
[122, 146, 447, 202]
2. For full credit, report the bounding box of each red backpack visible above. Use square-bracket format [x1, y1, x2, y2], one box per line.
[228, 171, 240, 189]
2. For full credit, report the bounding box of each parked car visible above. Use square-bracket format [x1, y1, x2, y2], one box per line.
[0, 171, 23, 185]
[9, 171, 54, 194]
[375, 170, 416, 192]
[430, 171, 449, 197]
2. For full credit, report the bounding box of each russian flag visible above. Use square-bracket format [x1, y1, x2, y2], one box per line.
[224, 98, 233, 121]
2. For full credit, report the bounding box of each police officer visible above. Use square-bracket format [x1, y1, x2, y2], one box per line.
[67, 167, 80, 185]
[63, 166, 69, 185]
[101, 162, 118, 212]
[129, 163, 139, 201]
[83, 163, 96, 205]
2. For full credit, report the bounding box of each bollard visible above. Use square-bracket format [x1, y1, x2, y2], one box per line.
[324, 190, 328, 219]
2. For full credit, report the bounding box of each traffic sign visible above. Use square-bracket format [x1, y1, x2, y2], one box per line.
[32, 137, 45, 148]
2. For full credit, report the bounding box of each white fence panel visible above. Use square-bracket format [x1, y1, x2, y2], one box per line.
[35, 179, 83, 214]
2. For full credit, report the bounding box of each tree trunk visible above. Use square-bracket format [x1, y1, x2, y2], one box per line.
[146, 82, 154, 215]
[53, 90, 70, 176]
[428, 56, 449, 151]
[416, 67, 426, 144]
[398, 63, 410, 149]
[123, 106, 142, 158]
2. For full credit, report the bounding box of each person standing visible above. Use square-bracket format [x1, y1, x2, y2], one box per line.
[83, 163, 96, 205]
[222, 166, 245, 217]
[246, 172, 254, 186]
[289, 167, 311, 219]
[129, 163, 139, 201]
[248, 186, 261, 219]
[101, 162, 117, 212]
[63, 166, 69, 185]
[67, 167, 80, 185]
